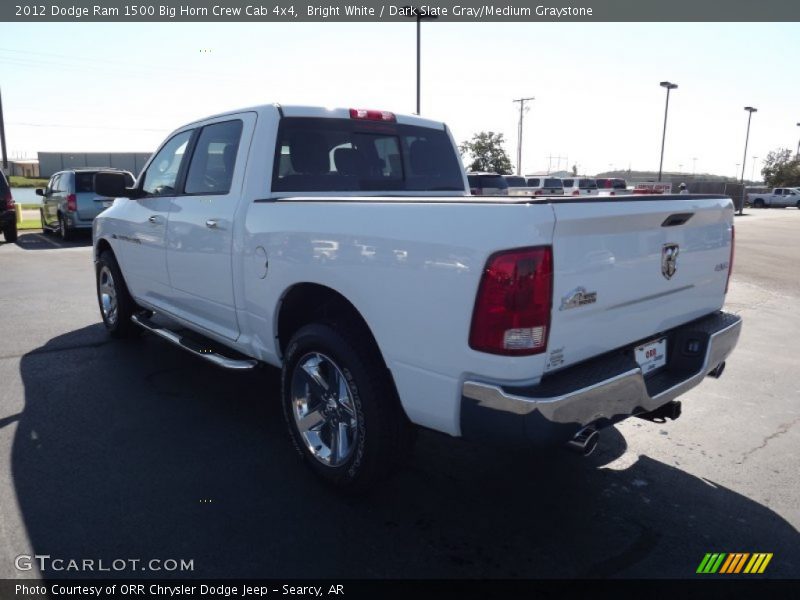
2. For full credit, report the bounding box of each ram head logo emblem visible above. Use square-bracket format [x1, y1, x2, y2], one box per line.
[662, 243, 680, 280]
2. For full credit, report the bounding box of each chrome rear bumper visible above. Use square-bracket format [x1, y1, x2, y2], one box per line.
[460, 311, 742, 446]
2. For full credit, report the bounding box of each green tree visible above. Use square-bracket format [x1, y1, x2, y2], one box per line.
[459, 131, 514, 174]
[761, 148, 800, 187]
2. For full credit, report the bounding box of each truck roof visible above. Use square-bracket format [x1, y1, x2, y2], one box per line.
[178, 103, 447, 132]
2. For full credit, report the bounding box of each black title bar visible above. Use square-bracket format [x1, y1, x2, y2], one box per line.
[4, 0, 800, 22]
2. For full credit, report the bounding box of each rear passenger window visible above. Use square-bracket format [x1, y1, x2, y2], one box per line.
[185, 120, 243, 195]
[527, 178, 540, 187]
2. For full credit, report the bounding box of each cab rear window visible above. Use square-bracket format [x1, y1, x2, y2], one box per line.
[272, 117, 464, 193]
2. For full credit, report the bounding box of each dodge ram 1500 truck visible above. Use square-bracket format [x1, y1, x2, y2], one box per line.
[93, 104, 741, 490]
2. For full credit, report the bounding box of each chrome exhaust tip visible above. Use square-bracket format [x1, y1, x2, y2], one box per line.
[566, 426, 599, 457]
[707, 361, 726, 379]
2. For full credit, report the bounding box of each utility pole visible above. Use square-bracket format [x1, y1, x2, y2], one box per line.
[513, 96, 534, 175]
[0, 88, 8, 173]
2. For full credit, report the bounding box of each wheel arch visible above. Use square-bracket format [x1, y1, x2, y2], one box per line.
[275, 282, 405, 412]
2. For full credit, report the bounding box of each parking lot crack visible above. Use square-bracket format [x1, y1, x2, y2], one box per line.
[740, 416, 800, 462]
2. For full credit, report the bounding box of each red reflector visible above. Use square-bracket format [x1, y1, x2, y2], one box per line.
[534, 190, 543, 195]
[349, 108, 396, 122]
[725, 225, 735, 294]
[67, 193, 77, 212]
[469, 246, 553, 356]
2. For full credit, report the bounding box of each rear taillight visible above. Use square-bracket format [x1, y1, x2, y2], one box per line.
[725, 225, 735, 294]
[469, 246, 553, 356]
[4, 189, 14, 210]
[470, 188, 480, 195]
[572, 190, 580, 196]
[349, 108, 396, 122]
[534, 189, 543, 195]
[66, 193, 77, 212]
[609, 191, 616, 196]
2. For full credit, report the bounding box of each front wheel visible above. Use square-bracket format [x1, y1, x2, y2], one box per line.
[96, 250, 138, 338]
[282, 322, 411, 491]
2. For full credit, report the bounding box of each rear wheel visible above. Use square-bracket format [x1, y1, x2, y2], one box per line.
[3, 222, 17, 243]
[59, 214, 73, 241]
[96, 250, 138, 338]
[753, 199, 765, 208]
[282, 322, 412, 492]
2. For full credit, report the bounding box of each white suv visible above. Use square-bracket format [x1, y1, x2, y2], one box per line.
[561, 178, 598, 196]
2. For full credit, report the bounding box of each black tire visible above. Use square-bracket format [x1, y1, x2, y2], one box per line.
[59, 214, 73, 241]
[281, 321, 412, 492]
[96, 249, 138, 338]
[753, 199, 765, 208]
[3, 222, 18, 243]
[797, 201, 800, 210]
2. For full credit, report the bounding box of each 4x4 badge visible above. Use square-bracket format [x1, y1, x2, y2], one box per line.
[662, 243, 680, 279]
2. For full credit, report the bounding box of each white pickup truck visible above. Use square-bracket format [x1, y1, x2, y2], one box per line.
[747, 187, 800, 208]
[93, 104, 741, 490]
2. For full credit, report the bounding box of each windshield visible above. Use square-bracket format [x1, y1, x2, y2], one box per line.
[272, 117, 465, 193]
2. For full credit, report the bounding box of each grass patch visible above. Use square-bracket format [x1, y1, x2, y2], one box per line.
[9, 176, 48, 188]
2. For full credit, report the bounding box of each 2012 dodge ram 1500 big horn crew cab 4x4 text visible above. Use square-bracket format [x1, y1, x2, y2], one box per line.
[93, 104, 741, 490]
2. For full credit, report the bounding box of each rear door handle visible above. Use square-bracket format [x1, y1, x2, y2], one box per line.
[148, 215, 162, 224]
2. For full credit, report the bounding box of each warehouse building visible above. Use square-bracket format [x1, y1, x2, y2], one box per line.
[38, 152, 151, 178]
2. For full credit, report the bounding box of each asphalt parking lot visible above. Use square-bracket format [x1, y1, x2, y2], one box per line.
[0, 209, 798, 579]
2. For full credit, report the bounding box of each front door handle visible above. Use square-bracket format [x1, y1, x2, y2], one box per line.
[148, 215, 162, 224]
[205, 219, 218, 229]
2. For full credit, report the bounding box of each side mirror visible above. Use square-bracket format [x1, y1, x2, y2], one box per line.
[35, 188, 44, 196]
[94, 172, 136, 198]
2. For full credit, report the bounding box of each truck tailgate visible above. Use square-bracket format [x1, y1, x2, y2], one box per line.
[545, 196, 734, 372]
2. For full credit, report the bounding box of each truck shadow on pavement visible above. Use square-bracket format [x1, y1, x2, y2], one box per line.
[13, 325, 800, 579]
[8, 231, 93, 250]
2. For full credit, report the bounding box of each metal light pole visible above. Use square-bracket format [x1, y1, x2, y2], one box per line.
[513, 97, 534, 175]
[403, 6, 437, 115]
[658, 81, 678, 182]
[796, 122, 800, 158]
[0, 88, 8, 173]
[741, 107, 757, 183]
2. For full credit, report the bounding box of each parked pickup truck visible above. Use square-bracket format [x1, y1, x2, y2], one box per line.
[747, 187, 800, 208]
[93, 104, 741, 490]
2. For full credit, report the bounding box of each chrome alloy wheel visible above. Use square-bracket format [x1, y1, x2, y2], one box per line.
[291, 352, 359, 467]
[98, 265, 119, 326]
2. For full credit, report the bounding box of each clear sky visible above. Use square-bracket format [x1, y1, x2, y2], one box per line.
[1, 21, 799, 178]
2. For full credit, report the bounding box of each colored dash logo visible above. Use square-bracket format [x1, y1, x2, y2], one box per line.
[696, 552, 773, 574]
